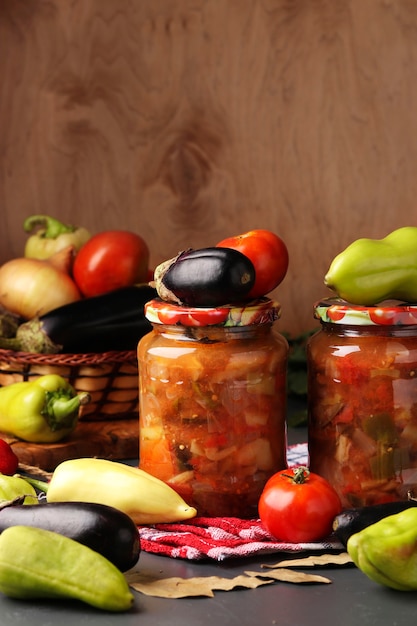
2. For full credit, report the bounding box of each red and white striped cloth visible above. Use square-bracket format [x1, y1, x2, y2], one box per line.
[138, 443, 344, 561]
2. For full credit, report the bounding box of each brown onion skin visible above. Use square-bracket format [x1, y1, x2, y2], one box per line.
[0, 256, 81, 319]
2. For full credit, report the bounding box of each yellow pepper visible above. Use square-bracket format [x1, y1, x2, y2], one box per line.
[46, 457, 198, 524]
[24, 214, 91, 260]
[0, 375, 89, 443]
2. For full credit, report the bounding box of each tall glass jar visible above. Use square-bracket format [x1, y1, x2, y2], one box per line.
[308, 298, 417, 508]
[138, 297, 288, 518]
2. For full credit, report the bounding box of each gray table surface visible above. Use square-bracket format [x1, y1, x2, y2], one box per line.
[2, 423, 417, 625]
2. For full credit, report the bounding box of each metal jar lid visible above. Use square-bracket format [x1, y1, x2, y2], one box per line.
[314, 297, 417, 326]
[145, 297, 281, 328]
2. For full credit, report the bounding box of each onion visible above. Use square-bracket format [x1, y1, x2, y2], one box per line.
[0, 248, 81, 319]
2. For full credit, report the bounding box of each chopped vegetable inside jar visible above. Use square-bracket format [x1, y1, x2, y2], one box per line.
[308, 300, 417, 508]
[138, 299, 288, 518]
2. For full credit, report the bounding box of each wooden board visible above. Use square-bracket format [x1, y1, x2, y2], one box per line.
[1, 419, 139, 472]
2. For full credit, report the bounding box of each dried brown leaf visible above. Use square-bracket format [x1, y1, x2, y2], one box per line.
[261, 552, 353, 569]
[245, 568, 331, 584]
[127, 555, 338, 599]
[129, 573, 273, 598]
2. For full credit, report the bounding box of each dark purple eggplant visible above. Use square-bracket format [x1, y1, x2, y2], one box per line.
[333, 500, 417, 547]
[0, 501, 140, 571]
[10, 284, 156, 353]
[154, 247, 256, 307]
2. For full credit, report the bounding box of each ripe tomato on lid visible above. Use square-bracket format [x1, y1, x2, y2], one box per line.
[258, 467, 342, 543]
[73, 230, 150, 297]
[216, 229, 289, 299]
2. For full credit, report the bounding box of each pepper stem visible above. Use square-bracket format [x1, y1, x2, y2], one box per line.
[42, 391, 90, 431]
[23, 215, 76, 238]
[22, 476, 50, 493]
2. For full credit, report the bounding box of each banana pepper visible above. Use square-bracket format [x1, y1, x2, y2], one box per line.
[24, 214, 91, 260]
[0, 375, 90, 443]
[324, 226, 417, 305]
[0, 526, 134, 611]
[347, 507, 417, 590]
[45, 457, 197, 524]
[0, 475, 38, 505]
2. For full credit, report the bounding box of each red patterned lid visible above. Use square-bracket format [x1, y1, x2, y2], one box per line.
[315, 297, 417, 326]
[145, 297, 281, 327]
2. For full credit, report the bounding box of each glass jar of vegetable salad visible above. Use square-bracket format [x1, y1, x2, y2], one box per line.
[137, 297, 288, 518]
[308, 298, 417, 508]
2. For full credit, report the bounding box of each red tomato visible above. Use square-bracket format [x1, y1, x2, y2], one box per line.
[73, 230, 150, 297]
[258, 467, 342, 543]
[216, 229, 289, 299]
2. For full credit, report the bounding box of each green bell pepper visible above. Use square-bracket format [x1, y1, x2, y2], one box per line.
[0, 375, 89, 443]
[347, 507, 417, 590]
[23, 214, 91, 260]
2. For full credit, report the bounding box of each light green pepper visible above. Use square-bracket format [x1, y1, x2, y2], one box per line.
[324, 226, 417, 305]
[24, 214, 91, 260]
[347, 507, 417, 590]
[0, 375, 89, 443]
[0, 475, 38, 505]
[0, 526, 134, 611]
[45, 457, 197, 524]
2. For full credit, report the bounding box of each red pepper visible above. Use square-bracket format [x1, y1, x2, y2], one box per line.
[0, 439, 19, 475]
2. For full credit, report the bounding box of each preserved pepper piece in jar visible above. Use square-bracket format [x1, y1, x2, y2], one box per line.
[307, 299, 417, 508]
[138, 298, 288, 518]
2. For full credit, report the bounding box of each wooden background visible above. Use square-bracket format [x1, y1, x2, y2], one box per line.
[1, 0, 417, 336]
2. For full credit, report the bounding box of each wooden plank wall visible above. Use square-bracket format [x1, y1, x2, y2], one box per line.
[1, 0, 417, 336]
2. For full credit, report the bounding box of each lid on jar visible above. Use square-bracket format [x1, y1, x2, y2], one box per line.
[314, 297, 417, 326]
[145, 297, 281, 327]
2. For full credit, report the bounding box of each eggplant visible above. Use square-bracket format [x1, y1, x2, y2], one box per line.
[154, 247, 256, 307]
[333, 500, 417, 547]
[13, 284, 157, 353]
[0, 501, 141, 571]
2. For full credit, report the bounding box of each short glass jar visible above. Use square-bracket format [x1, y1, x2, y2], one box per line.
[308, 298, 417, 508]
[137, 297, 288, 518]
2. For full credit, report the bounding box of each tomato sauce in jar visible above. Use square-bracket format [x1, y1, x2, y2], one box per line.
[138, 298, 288, 518]
[308, 298, 417, 508]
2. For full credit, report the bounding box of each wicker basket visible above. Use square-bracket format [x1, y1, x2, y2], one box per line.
[0, 348, 139, 421]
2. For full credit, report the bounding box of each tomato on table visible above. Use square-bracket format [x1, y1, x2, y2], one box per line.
[258, 467, 342, 543]
[216, 229, 289, 299]
[73, 230, 150, 297]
